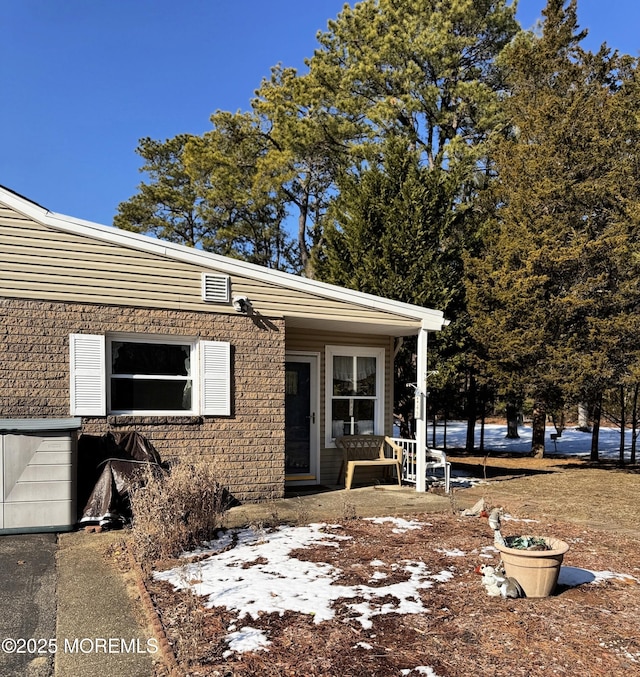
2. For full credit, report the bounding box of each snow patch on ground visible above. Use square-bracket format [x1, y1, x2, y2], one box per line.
[401, 667, 443, 676]
[364, 516, 430, 532]
[439, 423, 632, 459]
[558, 566, 639, 587]
[223, 626, 270, 656]
[502, 515, 539, 524]
[433, 423, 636, 487]
[155, 521, 456, 651]
[436, 547, 466, 557]
[155, 504, 637, 657]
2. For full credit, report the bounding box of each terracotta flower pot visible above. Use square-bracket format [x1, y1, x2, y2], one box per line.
[495, 536, 569, 598]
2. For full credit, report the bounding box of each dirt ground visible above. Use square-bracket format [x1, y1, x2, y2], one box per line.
[144, 454, 640, 677]
[453, 452, 640, 535]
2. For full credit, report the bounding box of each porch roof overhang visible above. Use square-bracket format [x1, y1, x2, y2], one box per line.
[284, 315, 437, 338]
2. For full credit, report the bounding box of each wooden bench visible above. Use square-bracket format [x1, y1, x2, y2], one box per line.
[336, 435, 403, 490]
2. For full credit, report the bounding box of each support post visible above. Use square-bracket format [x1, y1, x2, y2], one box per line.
[415, 325, 429, 492]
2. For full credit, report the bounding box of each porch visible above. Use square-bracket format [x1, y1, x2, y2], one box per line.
[284, 317, 445, 494]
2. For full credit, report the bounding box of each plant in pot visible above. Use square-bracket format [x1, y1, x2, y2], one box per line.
[489, 509, 569, 598]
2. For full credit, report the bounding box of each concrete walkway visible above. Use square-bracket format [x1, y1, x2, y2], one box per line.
[55, 531, 157, 677]
[226, 483, 457, 527]
[0, 531, 158, 677]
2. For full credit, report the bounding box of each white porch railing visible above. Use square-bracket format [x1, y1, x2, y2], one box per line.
[390, 437, 418, 483]
[390, 437, 451, 493]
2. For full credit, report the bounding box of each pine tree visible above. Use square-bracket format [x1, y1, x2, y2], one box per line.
[466, 0, 640, 457]
[115, 119, 297, 270]
[252, 65, 356, 277]
[317, 137, 473, 434]
[183, 110, 296, 270]
[310, 0, 519, 444]
[114, 135, 204, 247]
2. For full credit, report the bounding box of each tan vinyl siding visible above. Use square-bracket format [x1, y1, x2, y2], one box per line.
[0, 204, 421, 329]
[0, 209, 207, 308]
[286, 328, 396, 486]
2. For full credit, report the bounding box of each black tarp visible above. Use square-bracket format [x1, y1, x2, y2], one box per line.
[77, 431, 164, 527]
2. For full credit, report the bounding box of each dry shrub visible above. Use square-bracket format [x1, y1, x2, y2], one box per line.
[128, 458, 230, 563]
[341, 499, 357, 521]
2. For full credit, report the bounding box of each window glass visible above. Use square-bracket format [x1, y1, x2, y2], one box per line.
[356, 357, 376, 396]
[331, 399, 375, 436]
[332, 356, 354, 396]
[111, 379, 191, 411]
[109, 339, 193, 414]
[328, 348, 382, 439]
[112, 342, 191, 376]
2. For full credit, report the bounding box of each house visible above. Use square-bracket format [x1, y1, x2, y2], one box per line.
[0, 185, 447, 502]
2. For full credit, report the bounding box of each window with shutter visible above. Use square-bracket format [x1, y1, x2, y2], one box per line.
[69, 334, 231, 417]
[108, 337, 196, 414]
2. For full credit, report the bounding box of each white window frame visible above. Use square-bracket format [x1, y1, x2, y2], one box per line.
[70, 333, 231, 417]
[325, 345, 385, 446]
[107, 334, 199, 416]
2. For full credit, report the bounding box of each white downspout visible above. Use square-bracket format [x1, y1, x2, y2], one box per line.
[415, 324, 429, 493]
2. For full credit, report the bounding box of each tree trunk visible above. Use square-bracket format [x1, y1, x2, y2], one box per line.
[551, 411, 565, 436]
[619, 385, 626, 467]
[577, 402, 591, 432]
[531, 401, 546, 458]
[590, 393, 602, 462]
[297, 186, 312, 278]
[465, 374, 477, 453]
[631, 385, 638, 465]
[506, 401, 520, 439]
[443, 411, 448, 452]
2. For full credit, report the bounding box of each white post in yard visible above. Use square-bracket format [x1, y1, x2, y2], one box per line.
[415, 323, 429, 493]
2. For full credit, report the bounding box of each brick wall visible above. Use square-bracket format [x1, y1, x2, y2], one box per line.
[0, 298, 286, 502]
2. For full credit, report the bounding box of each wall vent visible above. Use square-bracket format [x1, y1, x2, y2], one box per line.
[202, 273, 230, 303]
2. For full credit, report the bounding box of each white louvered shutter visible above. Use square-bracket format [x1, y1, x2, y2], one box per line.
[200, 341, 231, 416]
[69, 333, 106, 416]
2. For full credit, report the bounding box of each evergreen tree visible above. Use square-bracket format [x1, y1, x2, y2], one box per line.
[115, 121, 297, 270]
[320, 138, 462, 308]
[114, 135, 204, 247]
[466, 0, 640, 456]
[183, 110, 296, 270]
[307, 0, 518, 172]
[317, 137, 472, 434]
[311, 0, 519, 443]
[252, 65, 356, 277]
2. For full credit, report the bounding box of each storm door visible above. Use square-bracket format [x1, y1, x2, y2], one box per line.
[285, 354, 319, 484]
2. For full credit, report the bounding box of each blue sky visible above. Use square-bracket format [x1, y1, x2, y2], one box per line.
[1, 0, 638, 227]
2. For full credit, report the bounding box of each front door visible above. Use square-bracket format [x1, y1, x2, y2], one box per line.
[285, 354, 319, 485]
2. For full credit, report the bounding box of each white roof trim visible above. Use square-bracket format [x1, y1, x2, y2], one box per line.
[0, 186, 447, 331]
